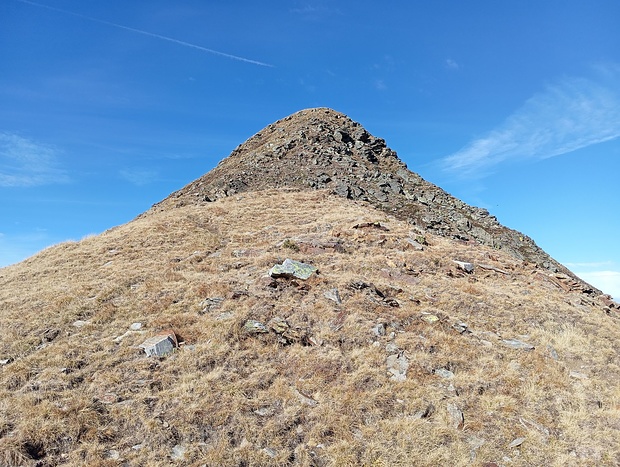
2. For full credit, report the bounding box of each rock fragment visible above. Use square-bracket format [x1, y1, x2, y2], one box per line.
[323, 288, 342, 304]
[138, 330, 178, 357]
[453, 260, 474, 273]
[268, 317, 289, 334]
[502, 339, 535, 350]
[244, 320, 269, 334]
[199, 297, 225, 314]
[42, 328, 60, 342]
[452, 322, 469, 334]
[434, 368, 455, 379]
[387, 352, 409, 381]
[569, 371, 588, 380]
[294, 388, 318, 407]
[421, 313, 439, 324]
[170, 444, 187, 461]
[372, 323, 386, 337]
[269, 258, 317, 280]
[254, 407, 275, 417]
[406, 237, 425, 251]
[447, 402, 464, 429]
[508, 437, 526, 448]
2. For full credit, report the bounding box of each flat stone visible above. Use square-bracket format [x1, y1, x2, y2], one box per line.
[269, 258, 317, 280]
[434, 368, 455, 379]
[569, 371, 588, 380]
[453, 260, 474, 273]
[216, 312, 234, 320]
[406, 238, 425, 251]
[244, 320, 268, 334]
[508, 437, 526, 448]
[502, 339, 534, 350]
[72, 320, 90, 328]
[421, 314, 439, 324]
[452, 322, 469, 334]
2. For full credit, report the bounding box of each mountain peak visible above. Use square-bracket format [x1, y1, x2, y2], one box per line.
[155, 106, 411, 206]
[2, 110, 618, 466]
[151, 108, 594, 291]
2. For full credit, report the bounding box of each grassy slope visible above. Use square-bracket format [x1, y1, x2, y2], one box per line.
[0, 189, 619, 466]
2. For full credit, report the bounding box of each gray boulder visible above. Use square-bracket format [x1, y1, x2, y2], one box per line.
[139, 331, 178, 357]
[269, 259, 317, 280]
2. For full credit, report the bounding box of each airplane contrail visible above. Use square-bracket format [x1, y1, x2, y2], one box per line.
[15, 0, 274, 67]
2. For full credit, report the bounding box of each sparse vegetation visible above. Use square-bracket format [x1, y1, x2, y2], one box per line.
[282, 239, 300, 252]
[1, 189, 619, 466]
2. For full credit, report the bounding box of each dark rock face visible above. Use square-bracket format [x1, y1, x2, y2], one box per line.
[150, 107, 588, 285]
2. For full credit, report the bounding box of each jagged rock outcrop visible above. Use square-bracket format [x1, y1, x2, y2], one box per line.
[150, 107, 594, 289]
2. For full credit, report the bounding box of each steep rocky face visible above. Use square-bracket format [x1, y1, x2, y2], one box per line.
[151, 107, 593, 289]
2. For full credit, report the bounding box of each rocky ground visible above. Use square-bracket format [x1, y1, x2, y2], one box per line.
[1, 189, 618, 466]
[152, 108, 591, 286]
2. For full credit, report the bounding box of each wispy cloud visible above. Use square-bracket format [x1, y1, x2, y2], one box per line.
[0, 132, 69, 187]
[564, 261, 614, 269]
[17, 0, 274, 67]
[375, 79, 387, 91]
[290, 2, 341, 18]
[445, 58, 459, 70]
[119, 168, 159, 186]
[441, 64, 620, 177]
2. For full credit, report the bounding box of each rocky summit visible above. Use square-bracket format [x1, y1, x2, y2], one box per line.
[1, 109, 619, 466]
[152, 108, 588, 288]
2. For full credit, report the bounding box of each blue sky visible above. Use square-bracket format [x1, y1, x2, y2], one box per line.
[1, 1, 619, 299]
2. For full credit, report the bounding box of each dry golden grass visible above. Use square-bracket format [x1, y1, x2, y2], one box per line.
[0, 188, 619, 466]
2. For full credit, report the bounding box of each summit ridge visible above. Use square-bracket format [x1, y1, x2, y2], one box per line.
[153, 107, 589, 288]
